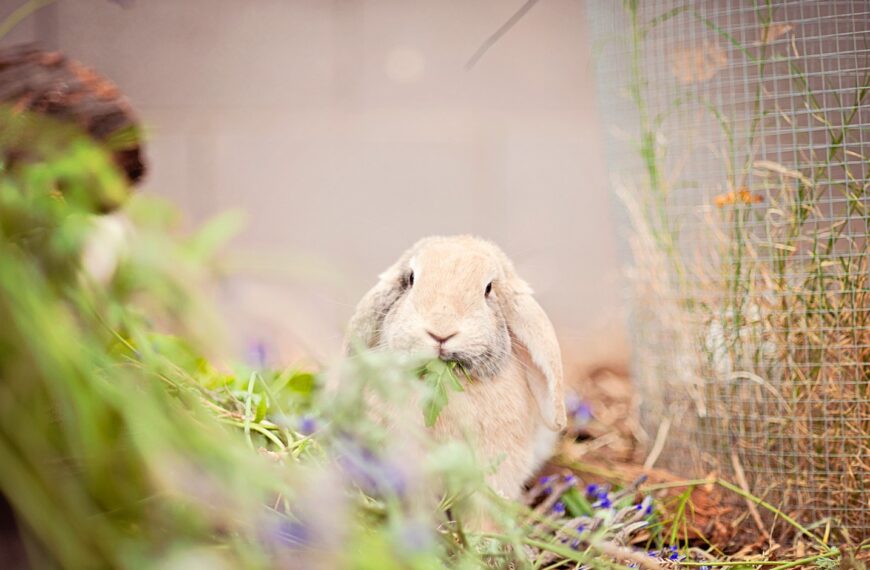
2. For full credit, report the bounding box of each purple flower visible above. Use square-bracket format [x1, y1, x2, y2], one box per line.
[275, 520, 310, 547]
[552, 501, 566, 515]
[664, 545, 683, 561]
[539, 475, 555, 486]
[585, 483, 598, 496]
[566, 393, 592, 426]
[298, 416, 317, 436]
[336, 440, 406, 498]
[396, 520, 434, 553]
[635, 495, 654, 515]
[563, 474, 577, 485]
[594, 497, 612, 509]
[247, 339, 269, 369]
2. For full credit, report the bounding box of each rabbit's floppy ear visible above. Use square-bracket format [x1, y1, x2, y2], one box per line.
[345, 257, 407, 352]
[504, 278, 566, 432]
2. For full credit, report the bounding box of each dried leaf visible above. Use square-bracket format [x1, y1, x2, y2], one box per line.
[671, 40, 728, 84]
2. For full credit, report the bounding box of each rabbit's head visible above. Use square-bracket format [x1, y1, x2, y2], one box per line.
[347, 235, 566, 430]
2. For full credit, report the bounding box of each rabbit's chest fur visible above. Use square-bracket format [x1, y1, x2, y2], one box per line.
[432, 354, 554, 499]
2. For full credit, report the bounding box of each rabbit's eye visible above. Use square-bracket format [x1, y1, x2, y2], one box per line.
[485, 281, 493, 297]
[408, 271, 415, 288]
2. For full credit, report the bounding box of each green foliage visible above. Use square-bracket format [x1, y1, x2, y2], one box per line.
[0, 105, 514, 569]
[561, 487, 594, 518]
[419, 359, 466, 427]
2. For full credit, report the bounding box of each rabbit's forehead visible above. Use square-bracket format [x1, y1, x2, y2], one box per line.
[412, 244, 498, 282]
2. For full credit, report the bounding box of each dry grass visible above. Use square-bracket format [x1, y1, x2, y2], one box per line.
[613, 1, 869, 540]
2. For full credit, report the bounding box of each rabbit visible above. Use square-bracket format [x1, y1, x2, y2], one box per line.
[345, 235, 566, 500]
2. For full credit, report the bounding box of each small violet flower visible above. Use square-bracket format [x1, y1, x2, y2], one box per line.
[298, 415, 317, 436]
[397, 520, 435, 553]
[636, 495, 654, 516]
[664, 545, 683, 561]
[336, 439, 407, 498]
[247, 339, 269, 369]
[594, 496, 612, 509]
[565, 393, 593, 426]
[552, 501, 565, 515]
[275, 520, 310, 547]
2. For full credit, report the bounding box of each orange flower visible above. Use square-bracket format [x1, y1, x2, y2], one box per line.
[714, 187, 763, 208]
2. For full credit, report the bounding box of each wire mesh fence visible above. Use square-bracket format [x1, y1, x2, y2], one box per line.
[588, 1, 869, 537]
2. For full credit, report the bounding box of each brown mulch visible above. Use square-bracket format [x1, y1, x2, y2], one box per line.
[549, 358, 746, 551]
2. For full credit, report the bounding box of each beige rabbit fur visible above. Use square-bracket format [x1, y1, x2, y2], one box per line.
[346, 235, 566, 499]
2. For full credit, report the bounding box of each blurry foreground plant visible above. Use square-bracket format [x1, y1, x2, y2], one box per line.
[0, 105, 672, 569]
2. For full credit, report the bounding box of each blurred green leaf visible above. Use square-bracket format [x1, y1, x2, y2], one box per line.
[254, 393, 268, 423]
[420, 359, 464, 428]
[562, 487, 593, 517]
[185, 210, 245, 260]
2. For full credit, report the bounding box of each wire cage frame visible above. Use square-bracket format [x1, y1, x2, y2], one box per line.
[588, 1, 869, 537]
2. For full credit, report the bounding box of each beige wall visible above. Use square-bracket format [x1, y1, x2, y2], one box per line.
[4, 0, 625, 364]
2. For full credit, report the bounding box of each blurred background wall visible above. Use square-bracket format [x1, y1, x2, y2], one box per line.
[3, 0, 625, 368]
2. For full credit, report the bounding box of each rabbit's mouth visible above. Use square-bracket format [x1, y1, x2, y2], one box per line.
[441, 347, 506, 380]
[441, 353, 471, 371]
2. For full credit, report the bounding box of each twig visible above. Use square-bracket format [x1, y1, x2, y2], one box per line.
[715, 480, 831, 551]
[643, 417, 670, 470]
[592, 539, 664, 570]
[730, 451, 770, 541]
[0, 0, 56, 40]
[481, 533, 641, 570]
[464, 0, 541, 70]
[573, 431, 620, 458]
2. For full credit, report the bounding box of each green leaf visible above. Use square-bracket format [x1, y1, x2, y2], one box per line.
[254, 394, 268, 423]
[185, 210, 245, 260]
[562, 487, 594, 517]
[445, 362, 466, 392]
[419, 359, 465, 427]
[423, 377, 448, 428]
[285, 371, 316, 395]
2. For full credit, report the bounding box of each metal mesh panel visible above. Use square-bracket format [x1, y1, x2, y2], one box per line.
[588, 1, 869, 537]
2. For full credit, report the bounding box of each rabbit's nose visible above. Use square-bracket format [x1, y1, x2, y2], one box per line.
[427, 330, 458, 345]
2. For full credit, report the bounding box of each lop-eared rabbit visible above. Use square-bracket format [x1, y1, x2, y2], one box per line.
[347, 235, 565, 500]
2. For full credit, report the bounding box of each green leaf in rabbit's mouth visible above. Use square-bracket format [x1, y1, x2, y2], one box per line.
[418, 359, 467, 427]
